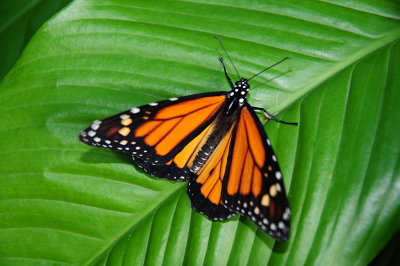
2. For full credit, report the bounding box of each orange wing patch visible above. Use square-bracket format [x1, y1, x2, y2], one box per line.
[227, 107, 265, 198]
[134, 95, 225, 156]
[172, 123, 214, 168]
[195, 125, 234, 204]
[154, 96, 225, 119]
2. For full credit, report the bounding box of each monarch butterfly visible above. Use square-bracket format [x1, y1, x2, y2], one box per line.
[79, 39, 297, 241]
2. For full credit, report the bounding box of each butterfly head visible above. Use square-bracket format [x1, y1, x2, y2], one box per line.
[229, 78, 250, 106]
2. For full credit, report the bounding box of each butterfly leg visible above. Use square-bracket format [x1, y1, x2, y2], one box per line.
[219, 58, 234, 89]
[253, 107, 298, 125]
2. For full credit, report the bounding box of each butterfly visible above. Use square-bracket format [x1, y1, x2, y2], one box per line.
[79, 40, 296, 241]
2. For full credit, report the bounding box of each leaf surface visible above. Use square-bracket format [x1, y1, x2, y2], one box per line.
[0, 0, 399, 265]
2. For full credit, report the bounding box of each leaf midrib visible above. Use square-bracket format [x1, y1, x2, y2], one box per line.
[83, 181, 186, 265]
[276, 28, 400, 113]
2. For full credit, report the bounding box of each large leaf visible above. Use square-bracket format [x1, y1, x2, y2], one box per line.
[0, 0, 72, 79]
[0, 0, 399, 265]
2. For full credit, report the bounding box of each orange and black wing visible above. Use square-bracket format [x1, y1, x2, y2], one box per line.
[222, 104, 290, 241]
[187, 104, 290, 240]
[187, 120, 238, 220]
[79, 92, 226, 181]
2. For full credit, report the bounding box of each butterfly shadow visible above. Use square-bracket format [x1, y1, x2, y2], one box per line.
[80, 148, 133, 165]
[79, 148, 169, 183]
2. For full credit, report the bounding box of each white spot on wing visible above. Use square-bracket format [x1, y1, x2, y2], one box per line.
[278, 222, 285, 230]
[276, 171, 282, 180]
[270, 223, 277, 231]
[283, 208, 290, 220]
[91, 124, 100, 130]
[130, 107, 140, 114]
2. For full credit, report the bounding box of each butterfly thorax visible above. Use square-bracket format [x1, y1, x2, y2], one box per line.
[226, 78, 249, 114]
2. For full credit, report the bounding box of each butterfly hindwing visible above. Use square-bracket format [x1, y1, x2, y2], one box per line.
[132, 156, 192, 181]
[220, 104, 290, 241]
[79, 92, 226, 181]
[185, 104, 242, 220]
[187, 118, 238, 220]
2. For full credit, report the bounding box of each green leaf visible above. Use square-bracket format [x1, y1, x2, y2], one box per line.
[0, 0, 399, 265]
[0, 0, 73, 79]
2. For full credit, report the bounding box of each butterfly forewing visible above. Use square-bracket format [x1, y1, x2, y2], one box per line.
[187, 118, 238, 220]
[221, 105, 290, 241]
[79, 92, 226, 181]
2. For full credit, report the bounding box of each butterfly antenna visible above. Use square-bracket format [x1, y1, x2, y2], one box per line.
[214, 36, 240, 79]
[248, 57, 291, 81]
[251, 69, 292, 90]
